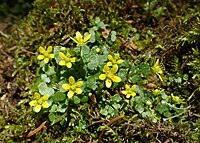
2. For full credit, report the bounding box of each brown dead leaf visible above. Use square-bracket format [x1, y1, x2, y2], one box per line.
[129, 42, 138, 50]
[102, 28, 110, 39]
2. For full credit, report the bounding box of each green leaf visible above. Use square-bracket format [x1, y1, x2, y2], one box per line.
[112, 103, 121, 110]
[53, 92, 66, 102]
[73, 96, 80, 104]
[156, 104, 169, 114]
[111, 94, 122, 102]
[89, 30, 96, 43]
[118, 68, 128, 82]
[81, 45, 90, 57]
[100, 107, 108, 116]
[38, 82, 54, 96]
[86, 76, 98, 90]
[111, 31, 116, 42]
[81, 96, 88, 103]
[54, 46, 63, 64]
[129, 75, 140, 83]
[135, 103, 144, 113]
[45, 66, 56, 76]
[41, 74, 50, 83]
[87, 55, 99, 70]
[49, 104, 58, 112]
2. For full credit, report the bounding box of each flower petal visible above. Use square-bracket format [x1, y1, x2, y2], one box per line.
[70, 37, 78, 44]
[42, 95, 49, 101]
[75, 88, 82, 94]
[76, 81, 83, 87]
[29, 100, 37, 106]
[131, 85, 137, 90]
[59, 60, 66, 66]
[70, 57, 76, 63]
[112, 75, 121, 82]
[131, 92, 136, 97]
[47, 46, 53, 53]
[66, 62, 72, 68]
[42, 101, 49, 108]
[103, 65, 110, 73]
[108, 55, 113, 61]
[49, 54, 54, 59]
[44, 58, 49, 64]
[121, 90, 127, 95]
[125, 84, 130, 90]
[76, 31, 83, 43]
[62, 84, 70, 90]
[59, 52, 66, 59]
[37, 55, 44, 60]
[106, 62, 112, 66]
[34, 92, 41, 99]
[67, 90, 74, 98]
[111, 65, 118, 74]
[115, 53, 120, 59]
[117, 59, 123, 64]
[83, 34, 91, 42]
[99, 74, 106, 80]
[33, 105, 41, 112]
[66, 50, 72, 57]
[69, 76, 75, 84]
[126, 94, 131, 98]
[39, 46, 46, 54]
[105, 79, 112, 88]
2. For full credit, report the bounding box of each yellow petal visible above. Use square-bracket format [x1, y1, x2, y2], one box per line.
[66, 50, 72, 57]
[115, 53, 120, 59]
[62, 84, 70, 90]
[76, 81, 83, 87]
[103, 65, 110, 73]
[29, 100, 37, 106]
[39, 46, 46, 54]
[131, 92, 136, 97]
[69, 76, 75, 84]
[105, 79, 112, 88]
[125, 84, 130, 90]
[70, 57, 76, 63]
[121, 90, 127, 95]
[44, 58, 49, 63]
[99, 74, 106, 80]
[108, 55, 113, 61]
[76, 31, 83, 42]
[70, 37, 78, 44]
[75, 88, 82, 94]
[83, 34, 91, 42]
[106, 62, 112, 66]
[112, 76, 121, 82]
[37, 55, 44, 60]
[117, 59, 123, 64]
[47, 46, 53, 53]
[66, 62, 72, 68]
[59, 60, 66, 66]
[49, 54, 54, 59]
[131, 85, 137, 90]
[59, 52, 66, 59]
[42, 95, 49, 101]
[34, 92, 41, 99]
[67, 90, 74, 98]
[42, 101, 49, 108]
[111, 65, 118, 74]
[126, 94, 131, 98]
[33, 105, 41, 112]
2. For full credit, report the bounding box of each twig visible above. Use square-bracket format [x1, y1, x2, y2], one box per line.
[98, 115, 125, 141]
[27, 121, 47, 137]
[0, 31, 9, 38]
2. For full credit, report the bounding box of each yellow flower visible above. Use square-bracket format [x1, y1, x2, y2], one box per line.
[121, 84, 137, 98]
[152, 59, 163, 81]
[62, 76, 83, 98]
[29, 92, 50, 113]
[107, 53, 123, 66]
[152, 88, 164, 95]
[37, 46, 54, 64]
[58, 51, 76, 68]
[99, 65, 121, 88]
[70, 31, 91, 46]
